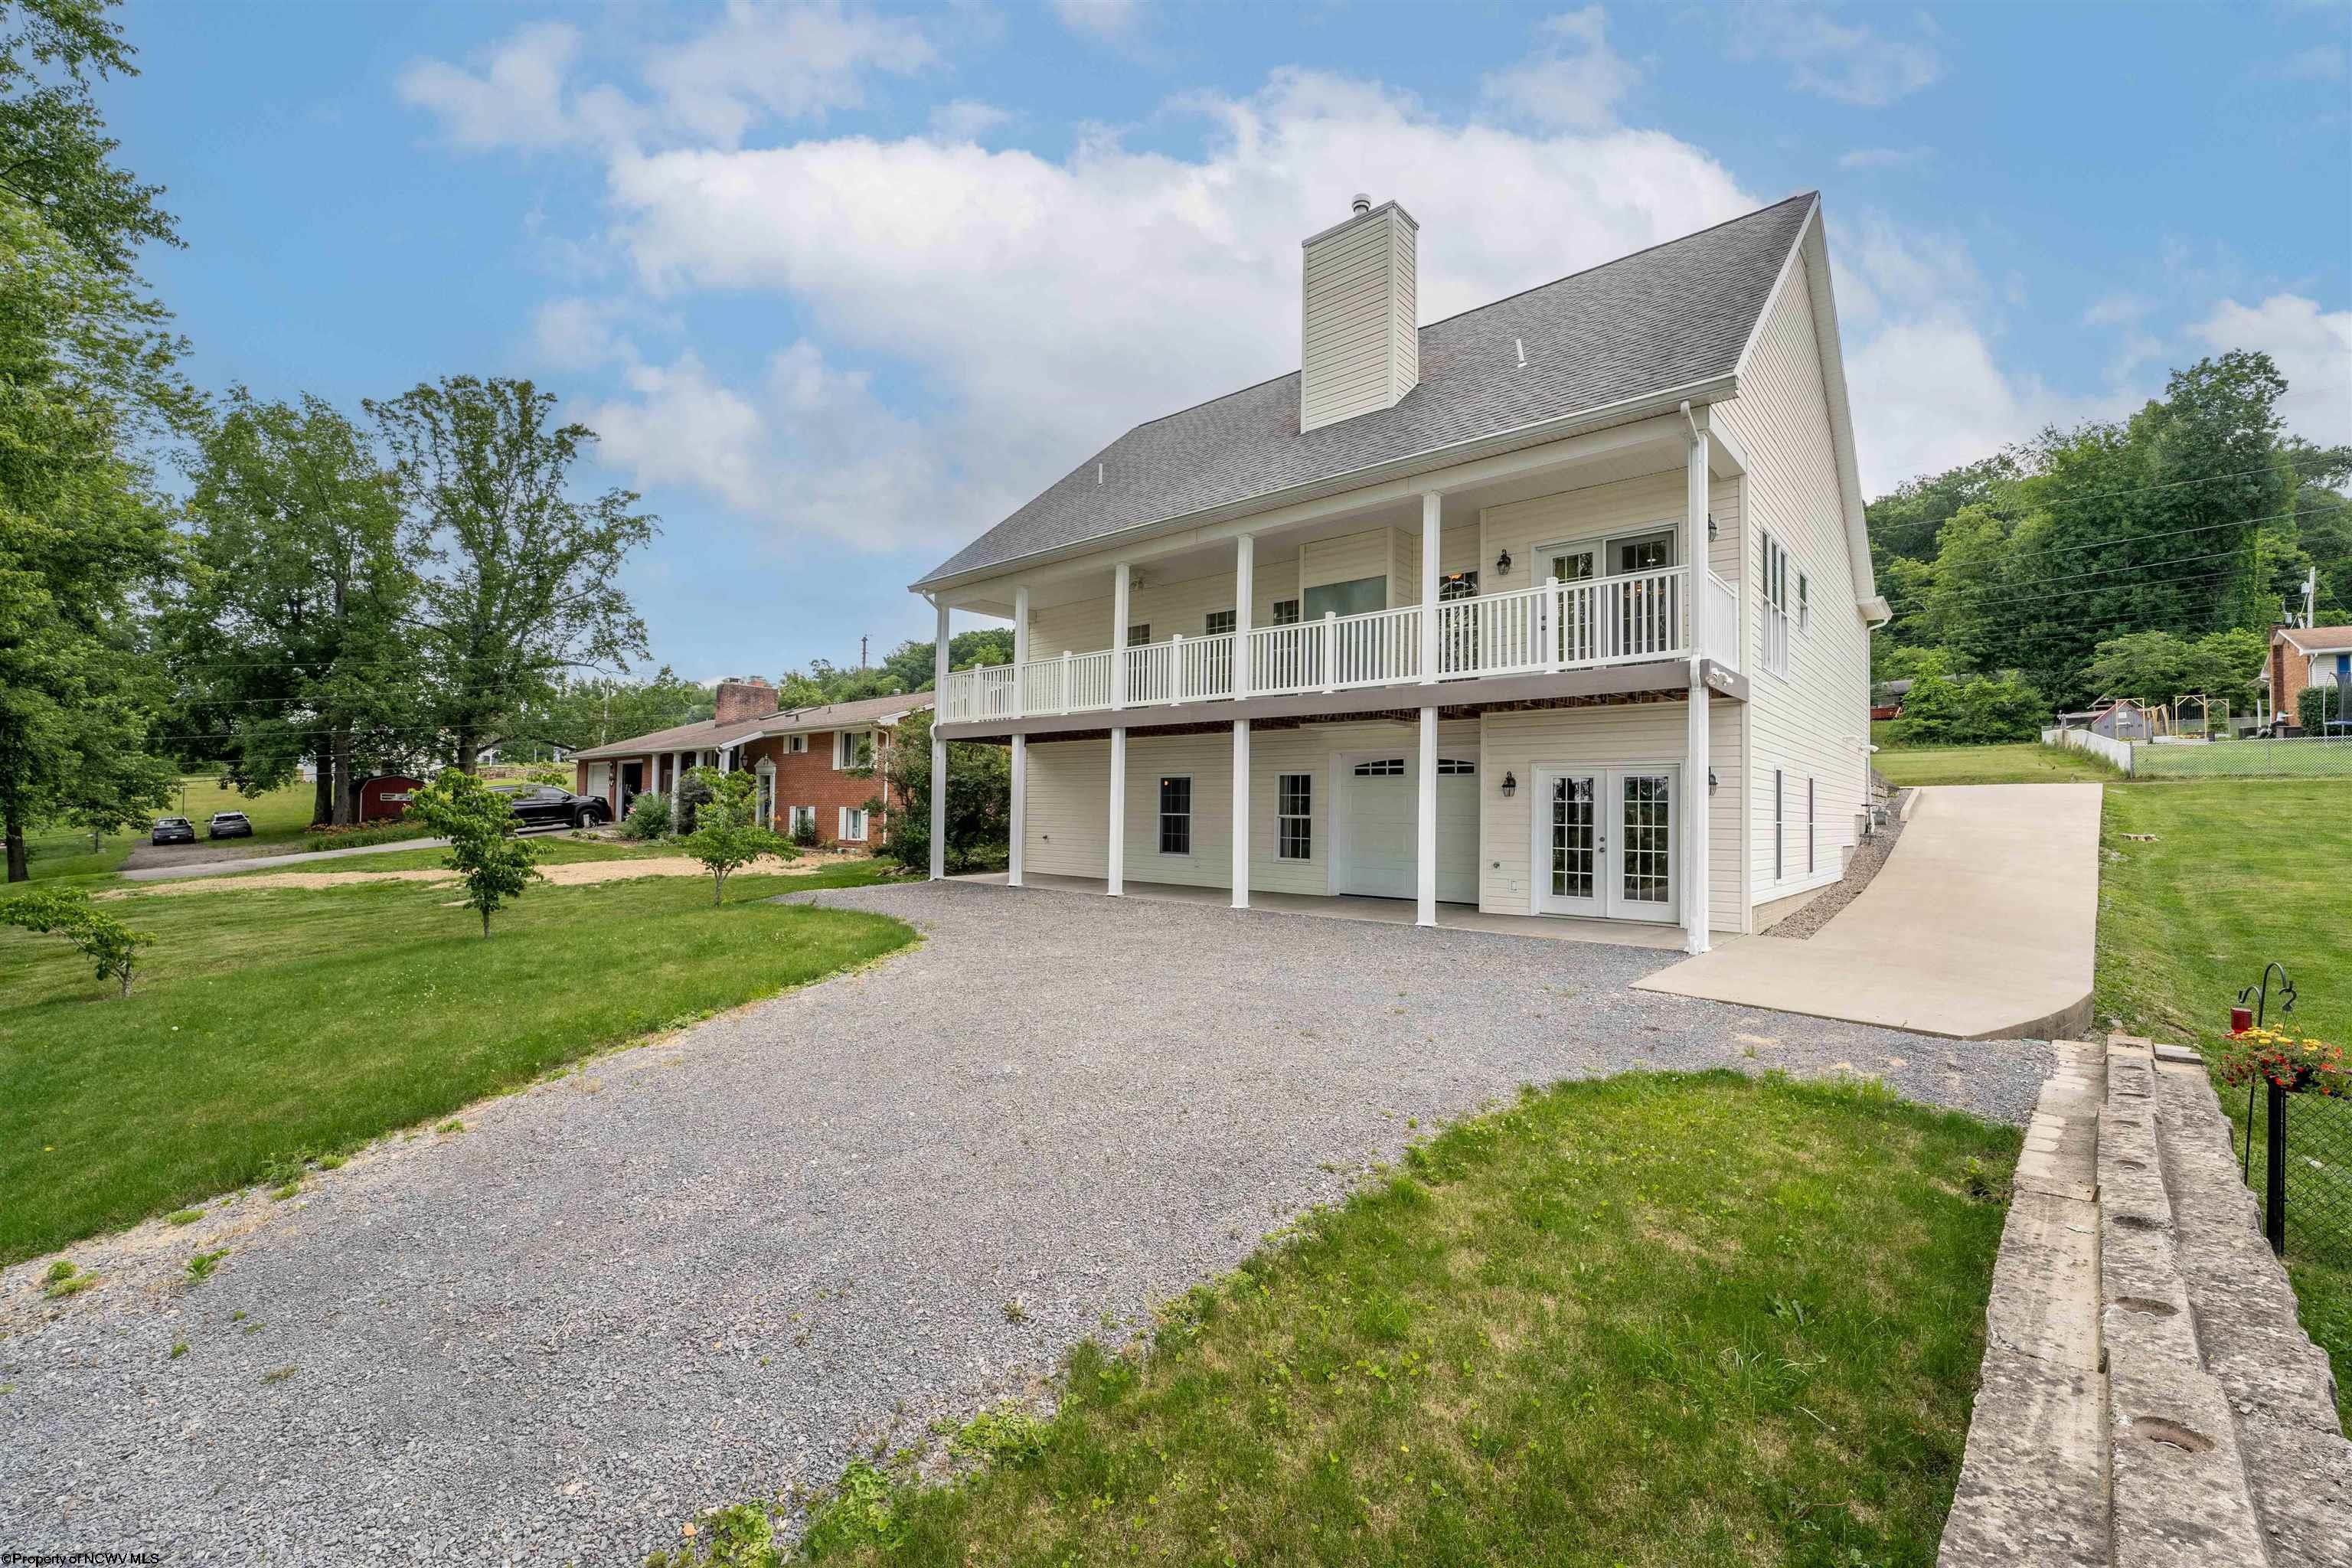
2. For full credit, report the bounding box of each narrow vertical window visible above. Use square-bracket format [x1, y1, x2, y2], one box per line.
[1158, 776, 1192, 855]
[1277, 773, 1312, 861]
[1773, 769, 1784, 881]
[1807, 776, 1816, 874]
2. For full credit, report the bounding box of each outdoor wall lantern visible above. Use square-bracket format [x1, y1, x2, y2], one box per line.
[1707, 769, 1719, 794]
[1494, 548, 1513, 578]
[1501, 770, 1517, 799]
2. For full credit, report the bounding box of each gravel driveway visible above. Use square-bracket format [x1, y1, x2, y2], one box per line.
[0, 880, 2051, 1564]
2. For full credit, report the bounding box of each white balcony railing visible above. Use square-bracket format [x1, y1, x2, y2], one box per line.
[939, 565, 1732, 724]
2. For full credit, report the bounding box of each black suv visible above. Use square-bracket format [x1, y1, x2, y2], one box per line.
[501, 786, 612, 831]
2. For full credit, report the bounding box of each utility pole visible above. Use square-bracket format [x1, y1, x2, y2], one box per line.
[860, 635, 869, 671]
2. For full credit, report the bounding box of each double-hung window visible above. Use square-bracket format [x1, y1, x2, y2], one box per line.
[1277, 773, 1312, 861]
[1759, 534, 1793, 678]
[834, 730, 871, 769]
[785, 733, 807, 754]
[1205, 609, 1236, 636]
[1127, 623, 1152, 648]
[1158, 776, 1191, 855]
[838, 805, 869, 842]
[1270, 599, 1300, 626]
[789, 805, 816, 838]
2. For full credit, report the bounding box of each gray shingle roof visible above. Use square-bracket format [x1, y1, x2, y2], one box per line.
[915, 193, 1818, 589]
[576, 691, 933, 760]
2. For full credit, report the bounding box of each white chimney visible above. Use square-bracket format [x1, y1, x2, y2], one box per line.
[1299, 195, 1419, 434]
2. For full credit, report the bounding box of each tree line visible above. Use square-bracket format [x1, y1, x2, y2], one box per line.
[1869, 350, 2349, 743]
[0, 2, 662, 879]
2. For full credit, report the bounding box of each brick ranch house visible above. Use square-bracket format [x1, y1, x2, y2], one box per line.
[570, 679, 933, 848]
[2262, 623, 2352, 729]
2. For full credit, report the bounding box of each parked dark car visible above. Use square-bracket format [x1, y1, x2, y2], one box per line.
[501, 786, 611, 831]
[150, 816, 195, 845]
[207, 811, 253, 839]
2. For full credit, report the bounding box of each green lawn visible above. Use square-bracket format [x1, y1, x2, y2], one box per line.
[1872, 743, 2117, 787]
[0, 861, 913, 1263]
[664, 1073, 2017, 1568]
[17, 777, 325, 880]
[2091, 776, 2352, 1416]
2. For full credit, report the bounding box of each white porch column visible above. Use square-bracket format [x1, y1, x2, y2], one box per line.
[1419, 490, 1441, 683]
[1107, 562, 1129, 898]
[1230, 719, 1250, 909]
[1683, 418, 1712, 956]
[1233, 534, 1254, 700]
[1415, 707, 1438, 928]
[1107, 727, 1126, 896]
[929, 597, 949, 881]
[1009, 584, 1029, 887]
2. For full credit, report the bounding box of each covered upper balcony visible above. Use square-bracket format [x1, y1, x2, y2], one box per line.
[933, 406, 1750, 733]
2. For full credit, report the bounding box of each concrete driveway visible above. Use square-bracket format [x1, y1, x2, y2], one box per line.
[1635, 783, 2103, 1039]
[0, 880, 2050, 1565]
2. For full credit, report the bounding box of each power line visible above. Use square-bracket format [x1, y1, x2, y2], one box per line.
[1886, 566, 2245, 621]
[1883, 462, 2326, 526]
[1893, 500, 2344, 568]
[1883, 546, 2261, 612]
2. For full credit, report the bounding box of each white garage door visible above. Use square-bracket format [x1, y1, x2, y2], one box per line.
[1338, 756, 1478, 904]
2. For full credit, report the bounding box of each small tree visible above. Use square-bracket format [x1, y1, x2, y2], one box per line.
[867, 710, 1007, 872]
[622, 790, 671, 840]
[406, 768, 542, 936]
[679, 766, 792, 904]
[3, 886, 155, 998]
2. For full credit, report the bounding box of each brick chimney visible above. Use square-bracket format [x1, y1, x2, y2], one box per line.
[714, 676, 779, 726]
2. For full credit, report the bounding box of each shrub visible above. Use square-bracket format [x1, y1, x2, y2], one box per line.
[2, 886, 155, 998]
[789, 815, 820, 850]
[623, 791, 671, 840]
[678, 767, 794, 904]
[2299, 682, 2346, 734]
[404, 769, 544, 938]
[1895, 670, 2048, 745]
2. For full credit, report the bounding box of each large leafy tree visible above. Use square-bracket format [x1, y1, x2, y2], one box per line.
[0, 195, 188, 877]
[366, 377, 658, 772]
[0, 1, 178, 273]
[171, 390, 419, 825]
[0, 1, 188, 879]
[498, 667, 714, 760]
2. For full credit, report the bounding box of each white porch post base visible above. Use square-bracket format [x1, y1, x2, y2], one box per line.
[1106, 726, 1127, 896]
[1416, 706, 1438, 928]
[1684, 685, 1710, 955]
[1008, 734, 1027, 887]
[1230, 718, 1250, 910]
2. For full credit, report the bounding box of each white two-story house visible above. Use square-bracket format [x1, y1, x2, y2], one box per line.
[911, 191, 1888, 953]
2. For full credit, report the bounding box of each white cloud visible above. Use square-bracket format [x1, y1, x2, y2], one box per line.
[642, 2, 935, 146]
[1051, 0, 1145, 41]
[397, 22, 606, 150]
[531, 296, 636, 370]
[928, 98, 1014, 142]
[1481, 8, 1640, 130]
[2275, 43, 2345, 80]
[2189, 294, 2352, 446]
[400, 5, 933, 153]
[577, 345, 954, 550]
[1837, 145, 1929, 170]
[1729, 5, 1942, 107]
[587, 68, 1756, 548]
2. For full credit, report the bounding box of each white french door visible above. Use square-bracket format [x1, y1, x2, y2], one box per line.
[1531, 764, 1681, 923]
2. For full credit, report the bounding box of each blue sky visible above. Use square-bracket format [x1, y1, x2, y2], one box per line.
[106, 0, 2351, 684]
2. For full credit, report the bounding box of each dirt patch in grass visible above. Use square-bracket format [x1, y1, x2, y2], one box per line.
[111, 852, 867, 897]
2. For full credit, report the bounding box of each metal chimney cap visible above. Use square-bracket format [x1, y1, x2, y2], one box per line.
[1351, 192, 1372, 215]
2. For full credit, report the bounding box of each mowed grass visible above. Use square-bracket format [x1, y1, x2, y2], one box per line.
[753, 1073, 2017, 1568]
[18, 778, 321, 880]
[0, 862, 913, 1263]
[1872, 742, 2117, 787]
[2092, 776, 2352, 1418]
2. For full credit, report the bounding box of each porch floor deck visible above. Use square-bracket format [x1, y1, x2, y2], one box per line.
[951, 871, 1726, 950]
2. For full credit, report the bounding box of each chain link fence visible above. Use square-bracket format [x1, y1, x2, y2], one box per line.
[2238, 1082, 2352, 1266]
[2132, 736, 2352, 779]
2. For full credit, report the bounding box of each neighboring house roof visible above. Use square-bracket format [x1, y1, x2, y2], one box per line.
[575, 691, 933, 762]
[2275, 625, 2352, 654]
[913, 193, 1824, 591]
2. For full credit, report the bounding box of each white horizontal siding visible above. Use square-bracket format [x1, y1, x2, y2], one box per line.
[1026, 557, 1304, 657]
[1479, 469, 1741, 591]
[1478, 701, 1743, 933]
[1710, 253, 1872, 903]
[1023, 718, 1477, 894]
